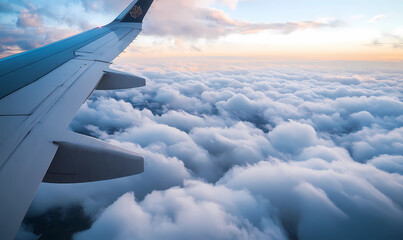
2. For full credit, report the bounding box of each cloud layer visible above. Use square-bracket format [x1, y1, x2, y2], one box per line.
[18, 59, 403, 240]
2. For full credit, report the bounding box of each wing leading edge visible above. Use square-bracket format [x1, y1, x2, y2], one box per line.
[0, 0, 154, 238]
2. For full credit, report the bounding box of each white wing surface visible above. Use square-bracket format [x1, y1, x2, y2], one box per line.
[0, 1, 154, 238]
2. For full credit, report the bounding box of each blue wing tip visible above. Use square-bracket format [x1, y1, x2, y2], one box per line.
[115, 0, 154, 23]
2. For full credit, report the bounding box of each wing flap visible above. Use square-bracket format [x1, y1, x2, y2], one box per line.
[44, 131, 144, 183]
[96, 68, 146, 90]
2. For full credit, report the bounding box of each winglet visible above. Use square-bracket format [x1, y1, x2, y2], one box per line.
[114, 0, 154, 23]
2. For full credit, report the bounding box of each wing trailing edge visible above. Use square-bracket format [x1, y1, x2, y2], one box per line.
[44, 131, 144, 183]
[96, 68, 146, 90]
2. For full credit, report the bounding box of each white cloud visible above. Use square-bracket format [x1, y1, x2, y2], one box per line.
[368, 155, 403, 174]
[75, 181, 287, 240]
[21, 59, 403, 240]
[17, 8, 43, 28]
[268, 121, 319, 154]
[219, 160, 403, 240]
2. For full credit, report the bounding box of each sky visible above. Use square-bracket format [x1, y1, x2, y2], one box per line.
[0, 0, 402, 239]
[0, 0, 403, 60]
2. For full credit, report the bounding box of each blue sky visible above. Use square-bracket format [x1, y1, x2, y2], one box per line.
[223, 0, 402, 22]
[0, 0, 402, 60]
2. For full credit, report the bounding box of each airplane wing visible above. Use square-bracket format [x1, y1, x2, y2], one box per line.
[0, 0, 154, 238]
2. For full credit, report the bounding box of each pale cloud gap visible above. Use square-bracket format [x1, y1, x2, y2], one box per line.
[351, 14, 364, 20]
[17, 59, 403, 240]
[369, 14, 386, 23]
[372, 34, 403, 49]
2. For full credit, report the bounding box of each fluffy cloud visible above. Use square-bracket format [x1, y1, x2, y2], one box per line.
[368, 155, 403, 174]
[337, 126, 403, 162]
[75, 181, 287, 240]
[145, 0, 342, 38]
[220, 160, 403, 240]
[17, 9, 43, 28]
[19, 59, 403, 240]
[268, 121, 319, 154]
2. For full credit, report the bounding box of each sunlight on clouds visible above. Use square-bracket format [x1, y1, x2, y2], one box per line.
[126, 26, 403, 61]
[19, 58, 403, 240]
